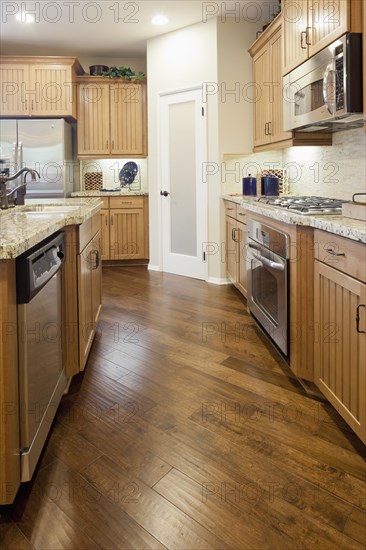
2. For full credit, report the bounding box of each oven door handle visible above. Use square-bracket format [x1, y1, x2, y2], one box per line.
[250, 249, 285, 271]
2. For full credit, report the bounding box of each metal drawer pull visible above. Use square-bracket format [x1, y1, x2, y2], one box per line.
[251, 250, 285, 271]
[356, 304, 365, 334]
[325, 247, 345, 257]
[300, 30, 307, 49]
[305, 26, 312, 46]
[238, 213, 245, 216]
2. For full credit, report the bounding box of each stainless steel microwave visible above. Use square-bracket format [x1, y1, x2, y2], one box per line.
[283, 33, 363, 133]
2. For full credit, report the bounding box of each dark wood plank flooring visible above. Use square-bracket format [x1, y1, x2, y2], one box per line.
[1, 266, 365, 549]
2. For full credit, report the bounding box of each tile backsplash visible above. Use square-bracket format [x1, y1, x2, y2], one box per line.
[222, 128, 366, 199]
[79, 159, 148, 192]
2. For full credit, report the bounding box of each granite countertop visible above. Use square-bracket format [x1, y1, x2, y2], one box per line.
[0, 198, 103, 259]
[72, 190, 148, 197]
[223, 195, 366, 244]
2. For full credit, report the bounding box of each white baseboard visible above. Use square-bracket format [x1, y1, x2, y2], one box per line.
[148, 264, 161, 272]
[207, 277, 231, 285]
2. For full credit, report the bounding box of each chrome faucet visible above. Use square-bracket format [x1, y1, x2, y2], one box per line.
[0, 168, 40, 209]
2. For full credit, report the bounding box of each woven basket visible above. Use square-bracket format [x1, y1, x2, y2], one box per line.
[84, 172, 103, 191]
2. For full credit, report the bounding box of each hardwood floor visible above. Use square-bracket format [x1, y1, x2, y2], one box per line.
[1, 266, 365, 549]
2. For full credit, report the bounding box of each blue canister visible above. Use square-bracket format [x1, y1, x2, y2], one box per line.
[261, 176, 279, 196]
[242, 174, 257, 196]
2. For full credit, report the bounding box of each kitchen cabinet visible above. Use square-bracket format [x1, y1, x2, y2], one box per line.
[249, 15, 331, 152]
[224, 200, 248, 298]
[78, 229, 102, 370]
[76, 77, 147, 158]
[282, 0, 362, 74]
[63, 213, 102, 376]
[0, 56, 83, 118]
[250, 16, 292, 148]
[100, 196, 149, 261]
[314, 230, 366, 444]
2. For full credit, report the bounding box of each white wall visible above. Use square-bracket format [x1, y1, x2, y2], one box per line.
[147, 16, 261, 281]
[146, 18, 219, 274]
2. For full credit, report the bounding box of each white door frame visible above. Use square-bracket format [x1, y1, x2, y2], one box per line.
[157, 85, 208, 280]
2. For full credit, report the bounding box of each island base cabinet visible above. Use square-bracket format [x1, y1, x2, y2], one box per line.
[314, 260, 366, 444]
[78, 230, 102, 371]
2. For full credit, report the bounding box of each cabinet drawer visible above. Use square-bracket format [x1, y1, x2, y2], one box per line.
[314, 230, 366, 282]
[110, 196, 144, 209]
[224, 200, 237, 218]
[236, 205, 247, 223]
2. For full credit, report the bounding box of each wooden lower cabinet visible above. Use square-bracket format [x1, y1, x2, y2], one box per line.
[314, 260, 366, 443]
[224, 201, 248, 298]
[78, 230, 102, 370]
[237, 221, 248, 297]
[100, 196, 149, 261]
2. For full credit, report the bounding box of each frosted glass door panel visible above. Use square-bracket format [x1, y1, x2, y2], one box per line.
[169, 101, 197, 257]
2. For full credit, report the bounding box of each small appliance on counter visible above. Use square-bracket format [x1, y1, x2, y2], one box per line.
[242, 175, 257, 196]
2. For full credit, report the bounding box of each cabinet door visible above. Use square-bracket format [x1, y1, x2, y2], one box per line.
[308, 0, 349, 57]
[109, 83, 147, 156]
[226, 216, 238, 284]
[110, 208, 145, 260]
[252, 46, 271, 147]
[77, 239, 94, 370]
[270, 28, 293, 144]
[100, 209, 110, 260]
[237, 221, 248, 298]
[29, 64, 74, 116]
[77, 83, 110, 156]
[91, 230, 102, 327]
[0, 64, 29, 116]
[314, 260, 366, 443]
[282, 0, 309, 74]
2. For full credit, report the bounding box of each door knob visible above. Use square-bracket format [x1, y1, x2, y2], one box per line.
[160, 190, 170, 197]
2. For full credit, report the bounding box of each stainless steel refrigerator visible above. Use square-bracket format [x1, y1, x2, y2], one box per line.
[0, 119, 79, 197]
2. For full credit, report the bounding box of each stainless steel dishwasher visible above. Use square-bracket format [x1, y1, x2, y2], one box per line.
[16, 232, 67, 481]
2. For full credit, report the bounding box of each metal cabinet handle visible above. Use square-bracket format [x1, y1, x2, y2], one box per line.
[233, 228, 238, 243]
[106, 140, 109, 149]
[90, 250, 100, 270]
[112, 140, 114, 149]
[325, 246, 345, 257]
[111, 214, 113, 225]
[267, 121, 272, 135]
[25, 99, 28, 111]
[105, 216, 108, 225]
[305, 26, 312, 46]
[31, 100, 34, 111]
[356, 304, 365, 334]
[300, 31, 307, 49]
[264, 122, 268, 135]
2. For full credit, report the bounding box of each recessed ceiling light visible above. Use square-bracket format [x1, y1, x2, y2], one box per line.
[152, 15, 168, 26]
[16, 12, 35, 23]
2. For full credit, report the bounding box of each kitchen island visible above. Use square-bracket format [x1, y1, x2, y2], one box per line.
[0, 198, 103, 505]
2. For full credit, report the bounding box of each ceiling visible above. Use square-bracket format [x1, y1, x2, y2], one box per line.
[0, 0, 277, 58]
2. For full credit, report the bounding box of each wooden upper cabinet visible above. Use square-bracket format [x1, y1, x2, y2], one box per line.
[0, 56, 83, 118]
[250, 16, 292, 150]
[110, 83, 147, 156]
[282, 0, 362, 75]
[77, 83, 110, 156]
[76, 77, 147, 158]
[252, 46, 271, 148]
[0, 64, 29, 116]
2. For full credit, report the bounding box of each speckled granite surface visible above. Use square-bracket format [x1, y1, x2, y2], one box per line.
[223, 195, 366, 244]
[72, 190, 148, 197]
[0, 198, 102, 259]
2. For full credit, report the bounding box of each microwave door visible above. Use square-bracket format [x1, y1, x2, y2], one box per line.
[285, 65, 334, 130]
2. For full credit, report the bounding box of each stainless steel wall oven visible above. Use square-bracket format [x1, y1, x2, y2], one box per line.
[247, 220, 290, 356]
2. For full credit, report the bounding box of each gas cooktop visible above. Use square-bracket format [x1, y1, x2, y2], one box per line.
[257, 195, 348, 215]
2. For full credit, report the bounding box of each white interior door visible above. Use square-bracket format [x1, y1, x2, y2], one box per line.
[160, 88, 207, 280]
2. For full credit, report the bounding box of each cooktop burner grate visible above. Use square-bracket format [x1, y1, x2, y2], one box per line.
[257, 196, 347, 215]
